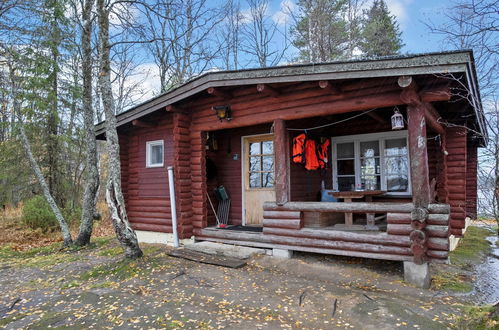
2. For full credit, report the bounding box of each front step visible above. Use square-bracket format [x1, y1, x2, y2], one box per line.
[184, 241, 267, 259]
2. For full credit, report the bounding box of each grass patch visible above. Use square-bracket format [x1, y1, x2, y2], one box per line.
[431, 272, 473, 292]
[61, 279, 82, 289]
[450, 226, 493, 266]
[80, 255, 163, 281]
[0, 313, 28, 327]
[455, 305, 499, 329]
[89, 281, 116, 289]
[98, 246, 123, 257]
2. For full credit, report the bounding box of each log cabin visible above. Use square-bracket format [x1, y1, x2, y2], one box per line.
[96, 50, 485, 288]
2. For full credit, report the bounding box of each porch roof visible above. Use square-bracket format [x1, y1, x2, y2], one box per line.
[95, 50, 485, 143]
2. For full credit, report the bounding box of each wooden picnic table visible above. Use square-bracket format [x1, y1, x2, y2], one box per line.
[329, 190, 386, 229]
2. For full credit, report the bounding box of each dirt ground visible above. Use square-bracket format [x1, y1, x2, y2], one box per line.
[1, 227, 497, 330]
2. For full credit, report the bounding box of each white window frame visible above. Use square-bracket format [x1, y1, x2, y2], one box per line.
[332, 130, 411, 196]
[146, 140, 164, 168]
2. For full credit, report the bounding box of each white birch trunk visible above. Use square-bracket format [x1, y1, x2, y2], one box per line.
[19, 123, 73, 246]
[76, 0, 100, 246]
[97, 0, 142, 258]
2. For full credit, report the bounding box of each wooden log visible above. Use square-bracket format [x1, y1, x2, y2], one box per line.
[419, 85, 451, 103]
[193, 234, 413, 261]
[427, 237, 449, 251]
[274, 119, 290, 205]
[426, 225, 449, 238]
[262, 219, 302, 230]
[132, 119, 156, 128]
[318, 80, 341, 93]
[428, 204, 450, 214]
[423, 103, 445, 135]
[426, 250, 449, 259]
[387, 224, 412, 235]
[263, 201, 414, 213]
[257, 83, 280, 97]
[259, 234, 413, 255]
[207, 87, 232, 99]
[386, 213, 411, 224]
[450, 219, 466, 229]
[262, 210, 301, 219]
[407, 99, 431, 208]
[427, 213, 450, 225]
[263, 227, 411, 247]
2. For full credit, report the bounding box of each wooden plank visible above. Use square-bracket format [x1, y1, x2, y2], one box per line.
[168, 249, 246, 268]
[274, 119, 290, 205]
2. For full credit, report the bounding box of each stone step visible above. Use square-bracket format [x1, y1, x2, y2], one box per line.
[184, 241, 267, 259]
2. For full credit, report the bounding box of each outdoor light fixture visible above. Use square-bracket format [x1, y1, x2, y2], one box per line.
[391, 108, 404, 130]
[212, 105, 232, 121]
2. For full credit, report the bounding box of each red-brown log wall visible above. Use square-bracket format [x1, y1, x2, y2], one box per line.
[446, 127, 467, 237]
[118, 116, 174, 234]
[466, 141, 478, 219]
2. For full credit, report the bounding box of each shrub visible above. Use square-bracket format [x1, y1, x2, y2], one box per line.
[22, 196, 59, 232]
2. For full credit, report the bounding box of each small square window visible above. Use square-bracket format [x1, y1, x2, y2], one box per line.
[146, 140, 164, 168]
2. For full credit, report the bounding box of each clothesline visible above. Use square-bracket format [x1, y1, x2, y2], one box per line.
[287, 108, 379, 132]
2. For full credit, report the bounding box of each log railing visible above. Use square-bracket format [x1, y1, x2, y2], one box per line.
[262, 201, 450, 263]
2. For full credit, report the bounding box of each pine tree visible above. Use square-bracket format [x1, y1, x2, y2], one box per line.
[360, 0, 403, 57]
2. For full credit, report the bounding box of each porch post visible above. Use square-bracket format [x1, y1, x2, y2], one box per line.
[400, 78, 431, 288]
[274, 119, 290, 206]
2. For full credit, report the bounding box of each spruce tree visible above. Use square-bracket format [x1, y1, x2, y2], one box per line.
[292, 0, 349, 62]
[360, 0, 404, 57]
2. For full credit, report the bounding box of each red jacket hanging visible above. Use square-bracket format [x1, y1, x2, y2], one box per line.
[292, 133, 306, 164]
[317, 139, 330, 169]
[305, 139, 319, 170]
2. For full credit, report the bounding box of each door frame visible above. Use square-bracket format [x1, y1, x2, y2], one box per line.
[241, 133, 275, 226]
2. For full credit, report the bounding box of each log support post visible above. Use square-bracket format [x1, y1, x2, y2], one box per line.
[399, 77, 432, 287]
[273, 119, 290, 206]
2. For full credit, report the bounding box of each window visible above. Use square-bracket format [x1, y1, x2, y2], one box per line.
[146, 140, 164, 168]
[332, 131, 410, 195]
[248, 139, 274, 188]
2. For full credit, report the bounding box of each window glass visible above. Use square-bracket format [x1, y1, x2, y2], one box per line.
[338, 159, 355, 175]
[262, 172, 274, 188]
[151, 145, 163, 165]
[249, 156, 261, 171]
[338, 176, 355, 191]
[385, 138, 407, 156]
[146, 141, 164, 167]
[334, 134, 409, 194]
[262, 156, 274, 171]
[249, 172, 261, 188]
[337, 142, 354, 158]
[262, 141, 273, 154]
[360, 141, 379, 157]
[250, 142, 261, 155]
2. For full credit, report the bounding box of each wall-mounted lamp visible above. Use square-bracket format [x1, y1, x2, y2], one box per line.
[391, 108, 404, 130]
[212, 105, 232, 121]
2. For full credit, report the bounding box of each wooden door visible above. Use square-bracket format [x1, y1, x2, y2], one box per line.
[243, 134, 276, 225]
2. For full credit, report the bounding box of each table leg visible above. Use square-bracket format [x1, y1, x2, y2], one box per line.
[364, 196, 376, 229]
[344, 198, 353, 226]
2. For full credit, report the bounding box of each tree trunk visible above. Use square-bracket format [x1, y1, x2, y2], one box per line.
[97, 0, 142, 258]
[75, 0, 100, 246]
[19, 123, 73, 246]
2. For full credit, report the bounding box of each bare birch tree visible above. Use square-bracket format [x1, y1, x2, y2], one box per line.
[97, 0, 142, 258]
[143, 0, 223, 91]
[75, 0, 100, 246]
[242, 0, 289, 68]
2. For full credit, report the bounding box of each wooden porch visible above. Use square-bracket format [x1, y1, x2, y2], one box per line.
[194, 201, 450, 263]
